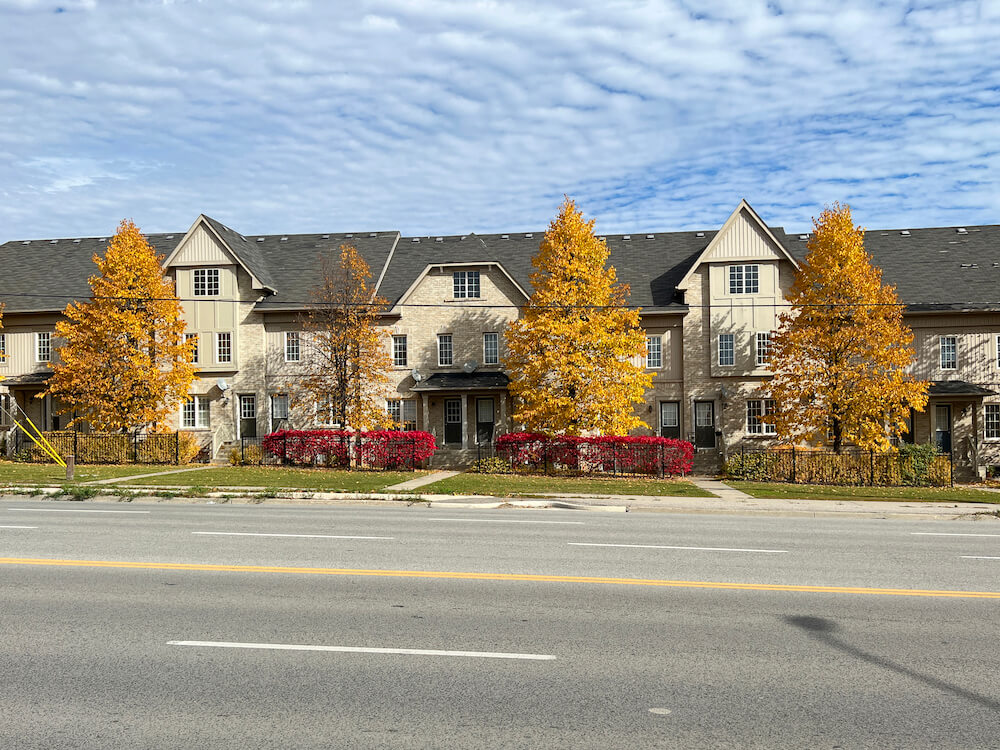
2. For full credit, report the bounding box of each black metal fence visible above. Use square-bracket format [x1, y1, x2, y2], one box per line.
[11, 430, 180, 465]
[475, 438, 693, 478]
[238, 432, 427, 471]
[724, 446, 953, 487]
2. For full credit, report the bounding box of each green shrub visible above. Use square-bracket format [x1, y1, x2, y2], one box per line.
[470, 456, 510, 474]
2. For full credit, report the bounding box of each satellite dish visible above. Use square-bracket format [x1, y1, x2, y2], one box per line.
[411, 369, 423, 383]
[216, 378, 229, 391]
[462, 360, 479, 374]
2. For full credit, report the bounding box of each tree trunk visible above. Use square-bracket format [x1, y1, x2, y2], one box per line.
[832, 417, 843, 455]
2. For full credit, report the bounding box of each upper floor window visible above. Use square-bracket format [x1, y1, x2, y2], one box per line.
[718, 333, 734, 367]
[646, 335, 662, 369]
[453, 270, 481, 299]
[285, 332, 300, 362]
[755, 332, 772, 367]
[940, 335, 957, 370]
[193, 268, 221, 296]
[181, 395, 211, 429]
[483, 332, 499, 365]
[729, 264, 759, 294]
[393, 335, 408, 367]
[0, 333, 6, 364]
[216, 332, 233, 364]
[438, 334, 453, 366]
[747, 399, 776, 435]
[35, 332, 51, 363]
[986, 404, 1000, 440]
[185, 333, 199, 364]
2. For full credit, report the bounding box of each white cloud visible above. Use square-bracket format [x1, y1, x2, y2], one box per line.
[0, 0, 997, 240]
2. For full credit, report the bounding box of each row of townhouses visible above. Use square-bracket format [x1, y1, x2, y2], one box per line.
[0, 201, 998, 478]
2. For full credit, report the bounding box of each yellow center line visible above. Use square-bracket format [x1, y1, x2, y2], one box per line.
[1, 557, 998, 599]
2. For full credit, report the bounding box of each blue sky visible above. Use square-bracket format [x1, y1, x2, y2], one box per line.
[1, 0, 998, 241]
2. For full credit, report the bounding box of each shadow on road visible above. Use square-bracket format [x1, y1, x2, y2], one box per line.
[784, 615, 999, 712]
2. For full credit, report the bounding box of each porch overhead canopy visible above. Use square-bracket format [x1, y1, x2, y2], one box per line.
[928, 380, 996, 397]
[411, 371, 509, 391]
[1, 372, 53, 388]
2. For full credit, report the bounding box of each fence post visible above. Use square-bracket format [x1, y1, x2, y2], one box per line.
[790, 446, 796, 483]
[543, 437, 549, 476]
[175, 432, 180, 465]
[949, 450, 954, 487]
[660, 443, 665, 479]
[411, 433, 416, 471]
[132, 431, 138, 464]
[869, 449, 875, 486]
[283, 432, 288, 466]
[73, 430, 78, 462]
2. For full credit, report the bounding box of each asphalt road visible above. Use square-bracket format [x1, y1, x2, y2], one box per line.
[1, 498, 999, 749]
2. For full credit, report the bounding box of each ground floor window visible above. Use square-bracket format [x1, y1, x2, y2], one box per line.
[986, 404, 1000, 440]
[747, 399, 776, 435]
[387, 399, 418, 431]
[182, 396, 211, 429]
[271, 394, 289, 421]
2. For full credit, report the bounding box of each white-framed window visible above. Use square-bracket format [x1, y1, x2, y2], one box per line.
[387, 399, 418, 431]
[483, 332, 499, 365]
[185, 333, 199, 364]
[940, 335, 957, 370]
[216, 332, 232, 364]
[181, 395, 211, 429]
[747, 399, 776, 435]
[393, 335, 408, 367]
[986, 404, 1000, 440]
[718, 333, 734, 367]
[646, 335, 662, 369]
[315, 394, 340, 427]
[284, 332, 300, 362]
[35, 332, 51, 363]
[438, 334, 453, 366]
[0, 333, 6, 365]
[271, 393, 289, 421]
[755, 332, 772, 367]
[453, 270, 481, 299]
[193, 268, 220, 296]
[729, 264, 760, 294]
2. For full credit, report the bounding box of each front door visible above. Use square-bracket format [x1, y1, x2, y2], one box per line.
[935, 404, 952, 453]
[239, 395, 257, 439]
[444, 398, 462, 445]
[694, 400, 716, 449]
[476, 398, 495, 445]
[660, 401, 680, 439]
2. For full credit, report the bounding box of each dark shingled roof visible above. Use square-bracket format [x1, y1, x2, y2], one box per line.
[1, 217, 998, 315]
[781, 225, 1000, 311]
[380, 230, 719, 308]
[411, 371, 510, 391]
[928, 380, 997, 397]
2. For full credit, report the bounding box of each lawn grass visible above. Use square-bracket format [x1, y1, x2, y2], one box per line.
[120, 466, 425, 492]
[0, 462, 175, 486]
[422, 473, 714, 498]
[728, 481, 1000, 503]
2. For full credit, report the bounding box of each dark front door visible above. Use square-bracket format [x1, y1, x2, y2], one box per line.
[935, 404, 951, 453]
[239, 395, 257, 439]
[694, 400, 715, 449]
[444, 398, 462, 445]
[476, 398, 495, 445]
[660, 401, 680, 439]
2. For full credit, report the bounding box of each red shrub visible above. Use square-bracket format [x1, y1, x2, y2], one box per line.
[495, 432, 693, 477]
[261, 429, 436, 469]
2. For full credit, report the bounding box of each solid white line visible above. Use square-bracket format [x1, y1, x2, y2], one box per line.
[0, 525, 38, 529]
[8, 508, 150, 514]
[192, 532, 393, 540]
[429, 518, 586, 525]
[960, 556, 1000, 560]
[569, 542, 788, 553]
[167, 640, 556, 661]
[913, 532, 1000, 538]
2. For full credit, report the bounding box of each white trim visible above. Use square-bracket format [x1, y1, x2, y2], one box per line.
[162, 215, 269, 291]
[390, 259, 530, 313]
[676, 200, 800, 291]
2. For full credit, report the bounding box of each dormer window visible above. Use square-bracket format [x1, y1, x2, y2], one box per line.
[453, 270, 480, 299]
[193, 268, 220, 296]
[729, 264, 759, 294]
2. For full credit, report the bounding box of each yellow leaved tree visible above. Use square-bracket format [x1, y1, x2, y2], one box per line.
[504, 198, 652, 435]
[45, 219, 195, 432]
[768, 203, 928, 452]
[298, 244, 394, 430]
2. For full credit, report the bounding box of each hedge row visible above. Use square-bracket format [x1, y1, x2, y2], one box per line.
[259, 429, 436, 469]
[493, 432, 694, 476]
